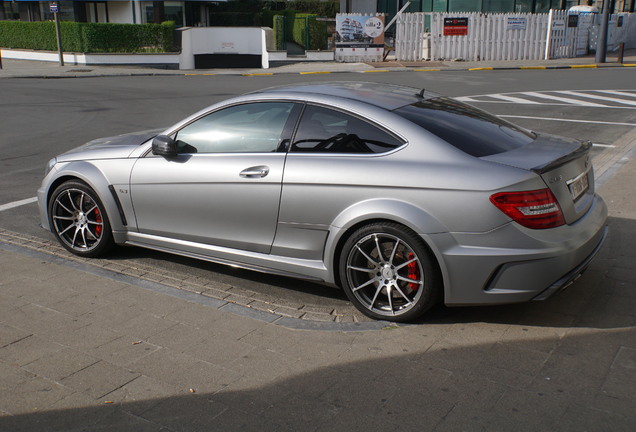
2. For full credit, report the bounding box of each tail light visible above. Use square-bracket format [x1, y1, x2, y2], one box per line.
[490, 189, 565, 229]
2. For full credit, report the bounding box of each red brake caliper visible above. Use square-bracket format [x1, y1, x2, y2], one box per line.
[407, 252, 419, 291]
[94, 208, 103, 237]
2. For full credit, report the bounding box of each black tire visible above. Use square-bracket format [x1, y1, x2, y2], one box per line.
[339, 222, 441, 322]
[48, 180, 114, 258]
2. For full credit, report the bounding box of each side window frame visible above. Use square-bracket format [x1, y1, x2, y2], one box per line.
[289, 103, 406, 155]
[168, 101, 303, 155]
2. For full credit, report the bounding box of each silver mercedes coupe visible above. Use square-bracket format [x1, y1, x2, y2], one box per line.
[37, 82, 608, 322]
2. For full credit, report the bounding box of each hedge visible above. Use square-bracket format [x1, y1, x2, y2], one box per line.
[0, 21, 175, 53]
[273, 12, 327, 50]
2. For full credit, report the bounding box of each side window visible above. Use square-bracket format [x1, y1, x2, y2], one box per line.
[174, 102, 294, 154]
[291, 105, 404, 154]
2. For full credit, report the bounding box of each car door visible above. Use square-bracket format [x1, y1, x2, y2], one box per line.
[130, 101, 298, 254]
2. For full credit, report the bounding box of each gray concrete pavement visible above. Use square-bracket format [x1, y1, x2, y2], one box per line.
[1, 141, 635, 430]
[0, 49, 634, 79]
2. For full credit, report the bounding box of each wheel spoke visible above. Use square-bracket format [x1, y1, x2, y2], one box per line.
[352, 277, 377, 292]
[80, 228, 88, 248]
[58, 223, 74, 236]
[369, 285, 383, 310]
[386, 286, 394, 314]
[85, 206, 98, 217]
[397, 274, 423, 285]
[355, 244, 378, 266]
[55, 198, 73, 215]
[85, 227, 98, 241]
[79, 192, 85, 212]
[71, 227, 80, 247]
[374, 235, 385, 263]
[388, 239, 401, 265]
[348, 265, 374, 273]
[395, 256, 418, 271]
[53, 215, 75, 221]
[67, 191, 80, 212]
[393, 285, 415, 305]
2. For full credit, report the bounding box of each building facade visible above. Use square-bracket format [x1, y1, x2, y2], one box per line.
[0, 1, 221, 26]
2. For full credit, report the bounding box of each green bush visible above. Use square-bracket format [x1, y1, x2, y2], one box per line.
[0, 21, 175, 53]
[273, 12, 327, 50]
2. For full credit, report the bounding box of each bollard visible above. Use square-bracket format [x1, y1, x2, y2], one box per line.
[0, 49, 3, 70]
[617, 42, 625, 64]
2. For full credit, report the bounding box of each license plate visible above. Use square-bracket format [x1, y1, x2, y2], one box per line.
[567, 172, 589, 201]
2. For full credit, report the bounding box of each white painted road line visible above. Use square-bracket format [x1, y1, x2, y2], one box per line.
[487, 94, 542, 104]
[556, 90, 636, 106]
[522, 92, 606, 107]
[499, 115, 636, 127]
[0, 197, 38, 212]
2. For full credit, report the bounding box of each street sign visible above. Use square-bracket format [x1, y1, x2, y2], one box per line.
[443, 18, 468, 36]
[50, 2, 59, 14]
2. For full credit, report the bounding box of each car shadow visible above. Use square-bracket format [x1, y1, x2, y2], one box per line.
[104, 215, 631, 330]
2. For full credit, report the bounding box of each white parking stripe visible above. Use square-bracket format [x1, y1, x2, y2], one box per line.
[556, 90, 636, 106]
[522, 92, 606, 107]
[499, 115, 636, 127]
[0, 197, 38, 212]
[486, 94, 542, 104]
[595, 90, 636, 99]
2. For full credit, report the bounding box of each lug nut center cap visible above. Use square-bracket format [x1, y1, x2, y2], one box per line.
[382, 267, 395, 279]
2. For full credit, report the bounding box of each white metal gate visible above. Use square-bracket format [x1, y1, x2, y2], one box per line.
[394, 10, 608, 62]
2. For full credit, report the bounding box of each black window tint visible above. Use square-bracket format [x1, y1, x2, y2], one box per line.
[394, 97, 536, 157]
[292, 105, 403, 154]
[175, 102, 294, 154]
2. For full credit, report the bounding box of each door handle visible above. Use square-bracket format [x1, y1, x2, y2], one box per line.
[240, 166, 270, 178]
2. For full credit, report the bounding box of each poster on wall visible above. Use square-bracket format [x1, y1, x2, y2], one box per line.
[335, 14, 385, 62]
[443, 18, 468, 36]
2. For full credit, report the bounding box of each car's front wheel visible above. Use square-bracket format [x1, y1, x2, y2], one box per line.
[339, 223, 441, 322]
[48, 180, 114, 257]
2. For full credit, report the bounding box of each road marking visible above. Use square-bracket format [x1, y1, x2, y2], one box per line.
[0, 197, 38, 212]
[596, 90, 636, 98]
[592, 143, 616, 148]
[457, 90, 636, 108]
[557, 90, 636, 106]
[522, 91, 606, 107]
[499, 115, 636, 127]
[487, 94, 542, 104]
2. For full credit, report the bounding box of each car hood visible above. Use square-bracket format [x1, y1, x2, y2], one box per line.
[58, 129, 162, 162]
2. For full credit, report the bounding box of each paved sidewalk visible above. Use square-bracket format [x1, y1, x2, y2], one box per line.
[1, 147, 635, 430]
[0, 49, 634, 79]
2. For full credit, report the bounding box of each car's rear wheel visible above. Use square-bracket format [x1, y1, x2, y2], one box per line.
[49, 180, 113, 257]
[339, 223, 441, 322]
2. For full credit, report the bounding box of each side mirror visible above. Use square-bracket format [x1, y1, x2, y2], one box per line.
[152, 135, 177, 157]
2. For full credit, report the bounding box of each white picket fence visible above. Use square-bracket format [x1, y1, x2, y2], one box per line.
[395, 11, 635, 62]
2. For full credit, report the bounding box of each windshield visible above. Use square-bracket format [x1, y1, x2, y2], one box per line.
[393, 97, 536, 157]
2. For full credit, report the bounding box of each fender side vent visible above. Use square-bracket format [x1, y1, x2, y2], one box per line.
[108, 185, 128, 226]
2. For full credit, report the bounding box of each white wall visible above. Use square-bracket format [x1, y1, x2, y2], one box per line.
[179, 27, 269, 69]
[108, 1, 134, 24]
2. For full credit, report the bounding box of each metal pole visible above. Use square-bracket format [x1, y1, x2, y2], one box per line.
[54, 11, 64, 66]
[595, 0, 609, 63]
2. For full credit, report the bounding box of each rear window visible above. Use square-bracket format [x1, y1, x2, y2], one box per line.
[393, 97, 536, 157]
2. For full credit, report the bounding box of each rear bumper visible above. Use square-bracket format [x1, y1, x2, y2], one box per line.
[435, 194, 608, 306]
[532, 224, 607, 301]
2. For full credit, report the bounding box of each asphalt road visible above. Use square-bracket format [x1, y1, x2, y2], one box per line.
[1, 68, 635, 309]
